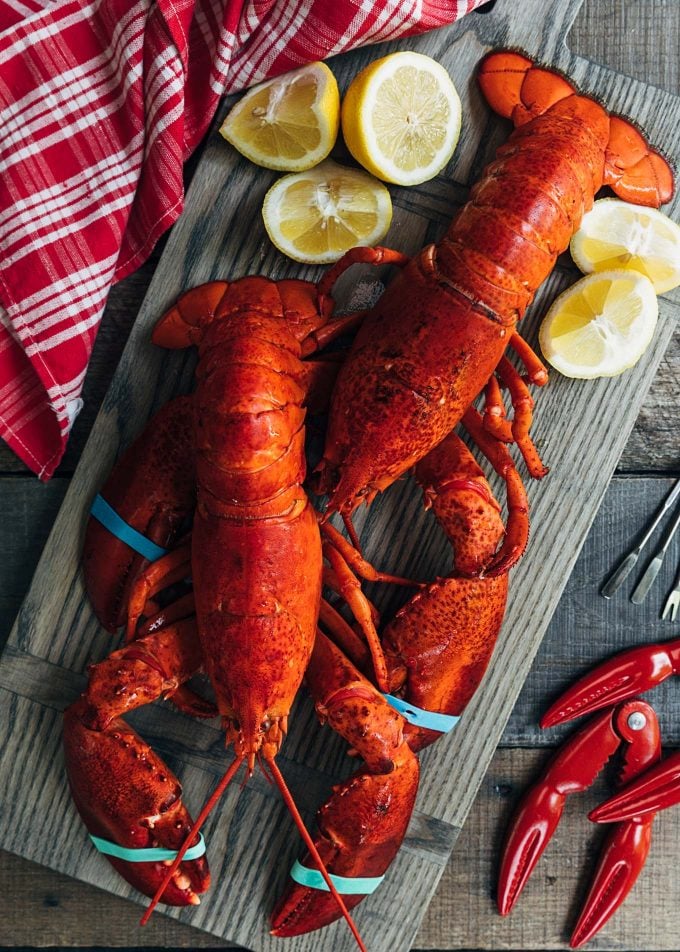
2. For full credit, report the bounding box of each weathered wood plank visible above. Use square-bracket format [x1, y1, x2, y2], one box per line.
[504, 476, 680, 746]
[1, 1, 680, 952]
[419, 746, 680, 951]
[3, 747, 679, 951]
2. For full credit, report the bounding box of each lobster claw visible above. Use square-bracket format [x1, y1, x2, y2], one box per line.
[63, 702, 210, 906]
[541, 637, 680, 728]
[590, 750, 680, 823]
[499, 699, 660, 944]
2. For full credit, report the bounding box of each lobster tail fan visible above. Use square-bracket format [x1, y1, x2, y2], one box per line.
[152, 281, 229, 348]
[140, 755, 245, 925]
[266, 756, 368, 952]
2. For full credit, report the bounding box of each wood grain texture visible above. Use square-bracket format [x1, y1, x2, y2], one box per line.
[5, 746, 680, 951]
[1, 4, 678, 948]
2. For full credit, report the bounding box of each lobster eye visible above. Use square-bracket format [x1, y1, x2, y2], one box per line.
[260, 718, 271, 732]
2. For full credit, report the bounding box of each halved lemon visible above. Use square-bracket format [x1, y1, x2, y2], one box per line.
[571, 198, 680, 294]
[341, 51, 461, 186]
[538, 270, 658, 378]
[262, 161, 392, 264]
[219, 62, 340, 171]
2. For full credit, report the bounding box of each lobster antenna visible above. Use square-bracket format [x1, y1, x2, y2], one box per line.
[140, 754, 245, 925]
[266, 756, 368, 952]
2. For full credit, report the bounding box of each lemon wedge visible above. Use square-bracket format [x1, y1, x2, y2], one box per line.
[262, 161, 392, 264]
[220, 62, 340, 171]
[538, 270, 658, 378]
[341, 51, 461, 186]
[571, 198, 680, 294]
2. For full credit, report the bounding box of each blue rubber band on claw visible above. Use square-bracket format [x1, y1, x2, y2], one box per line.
[383, 694, 460, 733]
[290, 859, 384, 894]
[90, 832, 206, 863]
[90, 494, 168, 562]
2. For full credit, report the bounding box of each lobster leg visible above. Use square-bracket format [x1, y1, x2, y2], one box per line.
[271, 632, 419, 937]
[496, 356, 549, 479]
[462, 408, 530, 576]
[63, 620, 210, 905]
[483, 375, 513, 443]
[509, 332, 549, 386]
[125, 542, 192, 640]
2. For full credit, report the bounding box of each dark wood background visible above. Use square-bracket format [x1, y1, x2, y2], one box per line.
[1, 1, 678, 949]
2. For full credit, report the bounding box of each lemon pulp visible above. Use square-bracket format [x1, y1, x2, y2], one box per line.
[262, 161, 392, 264]
[539, 270, 658, 378]
[220, 62, 339, 171]
[571, 198, 680, 294]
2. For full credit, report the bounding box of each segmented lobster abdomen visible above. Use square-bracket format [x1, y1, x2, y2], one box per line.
[437, 95, 610, 324]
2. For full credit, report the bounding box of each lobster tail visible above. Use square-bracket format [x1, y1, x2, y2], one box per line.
[478, 51, 574, 125]
[479, 50, 673, 207]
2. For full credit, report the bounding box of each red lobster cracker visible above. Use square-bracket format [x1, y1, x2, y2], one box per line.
[314, 50, 673, 552]
[499, 700, 661, 948]
[541, 636, 680, 826]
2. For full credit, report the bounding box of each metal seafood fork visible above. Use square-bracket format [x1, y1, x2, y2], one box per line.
[662, 563, 680, 620]
[631, 504, 680, 604]
[601, 480, 680, 598]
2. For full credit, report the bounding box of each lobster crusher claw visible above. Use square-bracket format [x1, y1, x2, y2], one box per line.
[498, 700, 661, 948]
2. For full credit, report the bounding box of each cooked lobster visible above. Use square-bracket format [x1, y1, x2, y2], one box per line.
[62, 48, 674, 945]
[314, 50, 673, 548]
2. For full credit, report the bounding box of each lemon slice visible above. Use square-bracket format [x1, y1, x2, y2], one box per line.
[220, 62, 339, 171]
[262, 161, 392, 264]
[538, 270, 658, 378]
[571, 198, 680, 294]
[341, 51, 461, 186]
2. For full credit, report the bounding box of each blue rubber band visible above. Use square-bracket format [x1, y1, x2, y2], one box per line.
[90, 832, 206, 863]
[290, 859, 384, 895]
[383, 694, 461, 733]
[90, 494, 168, 562]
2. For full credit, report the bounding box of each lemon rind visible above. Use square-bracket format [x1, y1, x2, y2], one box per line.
[220, 63, 340, 172]
[343, 52, 462, 186]
[570, 198, 680, 295]
[538, 269, 659, 379]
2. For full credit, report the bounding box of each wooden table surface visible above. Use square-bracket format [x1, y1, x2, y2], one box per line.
[1, 1, 678, 949]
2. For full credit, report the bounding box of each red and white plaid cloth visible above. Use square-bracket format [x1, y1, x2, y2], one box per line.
[0, 0, 485, 480]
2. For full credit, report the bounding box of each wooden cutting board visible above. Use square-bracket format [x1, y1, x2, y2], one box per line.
[1, 1, 679, 950]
